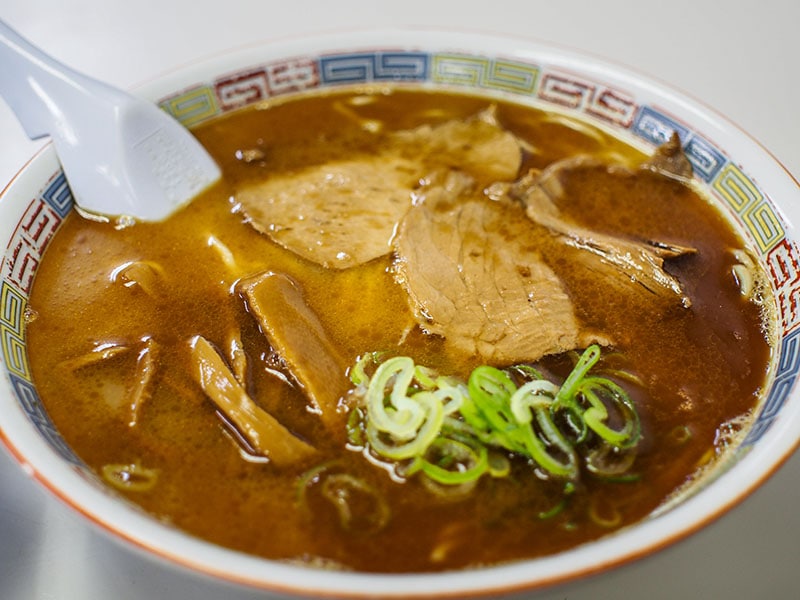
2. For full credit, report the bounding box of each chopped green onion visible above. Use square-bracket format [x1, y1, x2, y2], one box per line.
[349, 351, 384, 385]
[510, 380, 578, 478]
[508, 363, 545, 382]
[101, 462, 158, 492]
[296, 462, 390, 534]
[296, 460, 341, 512]
[320, 473, 391, 534]
[346, 406, 366, 447]
[411, 436, 489, 485]
[550, 346, 601, 441]
[596, 472, 642, 483]
[588, 496, 623, 528]
[579, 376, 640, 448]
[345, 345, 641, 492]
[366, 391, 444, 460]
[487, 451, 511, 477]
[413, 364, 439, 390]
[466, 366, 518, 443]
[555, 345, 601, 407]
[538, 498, 568, 520]
[366, 356, 424, 439]
[669, 424, 692, 445]
[537, 482, 575, 519]
[585, 442, 638, 477]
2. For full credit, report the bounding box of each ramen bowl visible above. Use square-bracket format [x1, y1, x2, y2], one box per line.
[1, 29, 799, 598]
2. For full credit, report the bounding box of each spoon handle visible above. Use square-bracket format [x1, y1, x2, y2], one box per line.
[0, 19, 111, 140]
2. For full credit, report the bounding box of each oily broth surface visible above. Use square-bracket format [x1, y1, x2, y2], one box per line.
[25, 88, 771, 572]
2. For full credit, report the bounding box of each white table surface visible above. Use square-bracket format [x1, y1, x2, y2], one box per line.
[1, 1, 798, 598]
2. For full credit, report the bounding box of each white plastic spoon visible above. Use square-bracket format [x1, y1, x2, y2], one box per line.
[0, 20, 221, 222]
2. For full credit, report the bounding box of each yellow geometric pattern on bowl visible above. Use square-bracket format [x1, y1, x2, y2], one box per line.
[160, 86, 220, 127]
[713, 163, 784, 254]
[431, 54, 538, 94]
[0, 282, 30, 380]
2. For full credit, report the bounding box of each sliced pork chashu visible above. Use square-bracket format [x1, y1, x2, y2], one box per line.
[641, 132, 693, 180]
[391, 107, 522, 183]
[393, 171, 603, 365]
[509, 156, 695, 307]
[235, 107, 522, 269]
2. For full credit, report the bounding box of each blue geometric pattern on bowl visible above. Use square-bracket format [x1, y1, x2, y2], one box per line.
[320, 52, 428, 84]
[3, 48, 798, 466]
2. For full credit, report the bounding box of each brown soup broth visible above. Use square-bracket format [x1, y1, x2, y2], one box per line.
[25, 88, 772, 573]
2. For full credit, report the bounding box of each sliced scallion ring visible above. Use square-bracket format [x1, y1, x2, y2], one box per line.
[345, 345, 642, 491]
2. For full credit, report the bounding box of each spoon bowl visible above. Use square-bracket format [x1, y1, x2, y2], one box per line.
[0, 20, 220, 222]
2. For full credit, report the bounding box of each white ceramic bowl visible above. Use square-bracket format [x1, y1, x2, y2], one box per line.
[1, 29, 799, 599]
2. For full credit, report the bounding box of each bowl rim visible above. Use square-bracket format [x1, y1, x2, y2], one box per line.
[1, 26, 799, 598]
